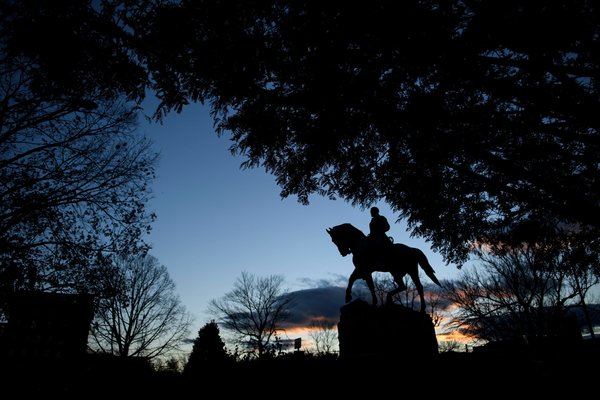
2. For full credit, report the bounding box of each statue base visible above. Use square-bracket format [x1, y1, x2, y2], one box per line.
[337, 299, 438, 361]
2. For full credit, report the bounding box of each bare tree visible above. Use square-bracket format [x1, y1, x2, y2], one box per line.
[308, 319, 338, 354]
[438, 340, 463, 353]
[441, 246, 599, 343]
[208, 271, 295, 358]
[89, 254, 193, 360]
[425, 287, 446, 328]
[562, 246, 600, 339]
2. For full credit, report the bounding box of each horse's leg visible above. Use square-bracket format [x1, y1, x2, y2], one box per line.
[364, 273, 377, 306]
[410, 272, 426, 313]
[346, 270, 360, 303]
[386, 272, 407, 304]
[385, 279, 405, 304]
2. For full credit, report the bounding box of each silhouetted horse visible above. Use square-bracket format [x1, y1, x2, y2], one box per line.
[326, 223, 442, 312]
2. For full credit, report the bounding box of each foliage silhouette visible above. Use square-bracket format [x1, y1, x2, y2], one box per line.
[4, 341, 598, 396]
[5, 1, 600, 267]
[136, 1, 600, 267]
[184, 320, 233, 376]
[0, 2, 158, 317]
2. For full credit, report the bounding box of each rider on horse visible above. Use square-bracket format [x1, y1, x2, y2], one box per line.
[367, 207, 393, 265]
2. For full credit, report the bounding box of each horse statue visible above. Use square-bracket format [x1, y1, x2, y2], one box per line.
[326, 223, 442, 312]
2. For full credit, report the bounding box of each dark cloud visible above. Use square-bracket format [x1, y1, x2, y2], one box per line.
[282, 286, 347, 328]
[281, 278, 450, 330]
[279, 283, 600, 341]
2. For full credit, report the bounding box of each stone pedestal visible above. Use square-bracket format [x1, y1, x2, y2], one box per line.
[337, 299, 438, 361]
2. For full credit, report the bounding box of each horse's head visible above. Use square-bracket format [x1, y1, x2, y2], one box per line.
[326, 225, 352, 257]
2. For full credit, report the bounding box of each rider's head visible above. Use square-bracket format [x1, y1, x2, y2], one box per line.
[370, 207, 379, 217]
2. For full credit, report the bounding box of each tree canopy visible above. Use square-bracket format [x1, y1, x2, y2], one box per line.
[5, 0, 600, 266]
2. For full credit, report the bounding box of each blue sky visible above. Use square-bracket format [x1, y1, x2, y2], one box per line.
[139, 100, 464, 342]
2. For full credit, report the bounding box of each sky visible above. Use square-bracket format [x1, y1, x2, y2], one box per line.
[139, 99, 466, 349]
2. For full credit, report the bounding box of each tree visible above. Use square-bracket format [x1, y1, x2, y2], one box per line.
[0, 3, 158, 316]
[437, 340, 463, 354]
[6, 1, 600, 267]
[561, 244, 600, 339]
[440, 246, 598, 343]
[207, 271, 295, 358]
[308, 319, 338, 355]
[184, 320, 232, 376]
[89, 254, 193, 360]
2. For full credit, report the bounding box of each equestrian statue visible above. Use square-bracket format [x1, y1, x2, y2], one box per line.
[326, 211, 442, 313]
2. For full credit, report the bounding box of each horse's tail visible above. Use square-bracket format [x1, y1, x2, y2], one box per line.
[413, 248, 442, 287]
